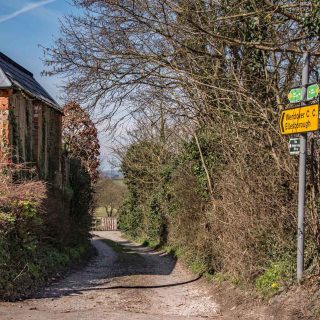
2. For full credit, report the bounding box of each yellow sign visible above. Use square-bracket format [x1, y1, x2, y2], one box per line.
[280, 104, 319, 135]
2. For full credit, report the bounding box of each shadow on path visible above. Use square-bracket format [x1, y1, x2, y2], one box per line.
[31, 233, 196, 300]
[35, 275, 203, 298]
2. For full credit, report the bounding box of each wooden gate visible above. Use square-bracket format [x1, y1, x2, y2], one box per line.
[94, 217, 117, 231]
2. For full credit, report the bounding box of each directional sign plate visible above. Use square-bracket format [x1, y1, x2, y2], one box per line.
[280, 104, 319, 135]
[307, 83, 319, 101]
[289, 138, 300, 155]
[288, 88, 302, 103]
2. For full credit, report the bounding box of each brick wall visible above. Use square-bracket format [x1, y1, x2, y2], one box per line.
[0, 90, 11, 159]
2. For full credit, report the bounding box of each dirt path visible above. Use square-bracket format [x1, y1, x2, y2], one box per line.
[0, 231, 223, 320]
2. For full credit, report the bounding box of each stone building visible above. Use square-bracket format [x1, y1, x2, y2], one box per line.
[0, 52, 63, 183]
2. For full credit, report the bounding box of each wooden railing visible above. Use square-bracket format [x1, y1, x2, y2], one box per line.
[93, 217, 117, 231]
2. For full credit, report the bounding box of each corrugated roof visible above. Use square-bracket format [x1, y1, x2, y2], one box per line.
[0, 52, 61, 112]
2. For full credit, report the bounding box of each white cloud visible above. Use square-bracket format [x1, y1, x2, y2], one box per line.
[0, 0, 57, 23]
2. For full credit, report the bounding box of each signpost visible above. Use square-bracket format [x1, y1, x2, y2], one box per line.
[289, 138, 300, 155]
[279, 52, 320, 281]
[296, 52, 310, 282]
[279, 104, 319, 135]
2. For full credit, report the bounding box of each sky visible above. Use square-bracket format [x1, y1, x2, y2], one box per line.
[0, 0, 112, 170]
[0, 0, 73, 100]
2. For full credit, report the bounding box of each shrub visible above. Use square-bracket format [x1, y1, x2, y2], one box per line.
[119, 128, 299, 290]
[255, 260, 294, 296]
[0, 166, 91, 300]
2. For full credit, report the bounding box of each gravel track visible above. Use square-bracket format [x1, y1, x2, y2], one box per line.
[0, 231, 221, 320]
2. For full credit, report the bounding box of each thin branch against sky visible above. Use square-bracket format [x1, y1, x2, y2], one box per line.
[0, 0, 57, 23]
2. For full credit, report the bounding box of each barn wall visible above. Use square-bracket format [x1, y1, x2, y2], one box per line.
[4, 91, 62, 184]
[9, 92, 33, 164]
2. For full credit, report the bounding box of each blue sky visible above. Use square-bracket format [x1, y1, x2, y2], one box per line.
[0, 0, 113, 170]
[0, 0, 76, 103]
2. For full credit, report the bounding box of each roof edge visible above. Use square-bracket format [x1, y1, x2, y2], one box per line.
[0, 68, 12, 88]
[0, 53, 33, 77]
[12, 83, 63, 113]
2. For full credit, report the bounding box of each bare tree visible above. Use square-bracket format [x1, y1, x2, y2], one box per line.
[44, 0, 320, 281]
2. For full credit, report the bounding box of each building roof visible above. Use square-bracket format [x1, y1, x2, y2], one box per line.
[0, 52, 61, 112]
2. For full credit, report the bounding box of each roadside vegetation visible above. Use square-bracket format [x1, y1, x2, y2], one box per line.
[0, 102, 99, 300]
[45, 0, 320, 297]
[118, 131, 298, 296]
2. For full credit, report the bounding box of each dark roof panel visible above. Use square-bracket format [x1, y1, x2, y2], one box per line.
[0, 52, 61, 110]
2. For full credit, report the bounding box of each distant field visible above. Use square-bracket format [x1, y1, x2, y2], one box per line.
[94, 206, 118, 217]
[94, 178, 127, 219]
[94, 206, 107, 217]
[112, 179, 126, 187]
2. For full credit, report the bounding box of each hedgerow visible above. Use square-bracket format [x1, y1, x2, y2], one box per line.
[0, 102, 99, 300]
[119, 128, 299, 294]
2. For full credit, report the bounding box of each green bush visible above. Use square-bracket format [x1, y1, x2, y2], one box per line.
[119, 128, 299, 291]
[0, 173, 91, 300]
[255, 260, 294, 296]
